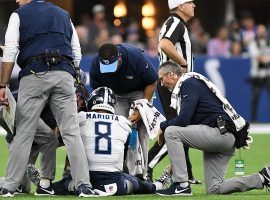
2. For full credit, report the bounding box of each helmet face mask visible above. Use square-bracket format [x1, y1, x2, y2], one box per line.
[76, 83, 90, 112]
[88, 87, 117, 114]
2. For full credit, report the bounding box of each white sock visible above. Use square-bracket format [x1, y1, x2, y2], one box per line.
[180, 182, 189, 188]
[40, 178, 50, 188]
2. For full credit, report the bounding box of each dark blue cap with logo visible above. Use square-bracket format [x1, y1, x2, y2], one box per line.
[99, 55, 118, 73]
[98, 43, 119, 73]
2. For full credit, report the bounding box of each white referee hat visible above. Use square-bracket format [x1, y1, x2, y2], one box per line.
[168, 0, 193, 9]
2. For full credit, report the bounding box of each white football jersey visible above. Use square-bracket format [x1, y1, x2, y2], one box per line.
[78, 111, 131, 172]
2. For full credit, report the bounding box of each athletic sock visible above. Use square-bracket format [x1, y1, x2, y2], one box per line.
[40, 179, 50, 188]
[180, 182, 189, 188]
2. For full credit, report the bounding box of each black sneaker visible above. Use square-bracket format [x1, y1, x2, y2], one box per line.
[15, 184, 29, 195]
[188, 178, 202, 185]
[259, 165, 270, 187]
[1, 188, 14, 197]
[78, 184, 98, 197]
[156, 182, 192, 196]
[35, 183, 55, 196]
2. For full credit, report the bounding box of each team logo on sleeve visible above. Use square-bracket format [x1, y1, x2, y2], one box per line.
[126, 76, 133, 79]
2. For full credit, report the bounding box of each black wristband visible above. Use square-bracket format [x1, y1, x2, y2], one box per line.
[0, 83, 8, 89]
[181, 64, 188, 68]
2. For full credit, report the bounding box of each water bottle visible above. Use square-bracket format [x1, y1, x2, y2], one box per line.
[235, 159, 244, 175]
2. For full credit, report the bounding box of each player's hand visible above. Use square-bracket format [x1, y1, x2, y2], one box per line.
[128, 109, 141, 124]
[158, 128, 164, 146]
[0, 88, 9, 107]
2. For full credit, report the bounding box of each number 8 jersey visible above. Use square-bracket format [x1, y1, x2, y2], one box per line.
[78, 111, 132, 172]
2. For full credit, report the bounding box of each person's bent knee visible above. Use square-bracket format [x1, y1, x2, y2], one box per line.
[206, 185, 221, 195]
[164, 126, 179, 140]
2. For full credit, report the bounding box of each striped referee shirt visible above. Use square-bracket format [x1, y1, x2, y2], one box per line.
[158, 13, 194, 72]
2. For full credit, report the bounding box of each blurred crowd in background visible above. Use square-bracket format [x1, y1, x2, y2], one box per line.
[0, 4, 270, 60]
[64, 4, 270, 60]
[71, 5, 269, 60]
[1, 3, 270, 122]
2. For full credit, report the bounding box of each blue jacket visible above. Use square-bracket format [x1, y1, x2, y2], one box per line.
[15, 0, 75, 78]
[160, 77, 234, 130]
[90, 43, 158, 93]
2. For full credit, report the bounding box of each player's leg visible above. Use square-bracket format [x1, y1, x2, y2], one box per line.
[2, 75, 47, 195]
[27, 164, 73, 195]
[114, 92, 135, 173]
[130, 91, 149, 178]
[137, 119, 149, 178]
[147, 141, 168, 182]
[31, 119, 58, 195]
[122, 173, 156, 195]
[114, 92, 131, 117]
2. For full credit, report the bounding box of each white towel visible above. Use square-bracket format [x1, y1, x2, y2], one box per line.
[171, 72, 246, 131]
[170, 74, 190, 113]
[130, 99, 166, 139]
[126, 99, 166, 178]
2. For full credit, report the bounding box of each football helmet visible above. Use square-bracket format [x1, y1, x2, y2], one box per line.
[88, 87, 116, 114]
[76, 83, 90, 112]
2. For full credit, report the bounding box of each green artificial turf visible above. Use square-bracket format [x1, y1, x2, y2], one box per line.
[0, 134, 269, 199]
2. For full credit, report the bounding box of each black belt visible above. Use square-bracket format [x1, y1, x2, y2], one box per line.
[25, 54, 72, 66]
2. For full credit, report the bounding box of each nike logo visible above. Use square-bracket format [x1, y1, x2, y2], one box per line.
[175, 187, 188, 194]
[183, 94, 188, 98]
[16, 188, 23, 193]
[40, 188, 55, 195]
[146, 63, 149, 68]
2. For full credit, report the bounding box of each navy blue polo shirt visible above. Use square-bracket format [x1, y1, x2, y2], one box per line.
[90, 43, 158, 93]
[160, 77, 233, 130]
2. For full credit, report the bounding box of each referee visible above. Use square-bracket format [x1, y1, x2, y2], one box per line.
[147, 0, 200, 184]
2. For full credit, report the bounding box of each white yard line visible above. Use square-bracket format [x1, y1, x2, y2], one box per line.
[250, 123, 270, 134]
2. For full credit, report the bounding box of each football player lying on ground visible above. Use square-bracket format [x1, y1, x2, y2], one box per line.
[28, 87, 161, 195]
